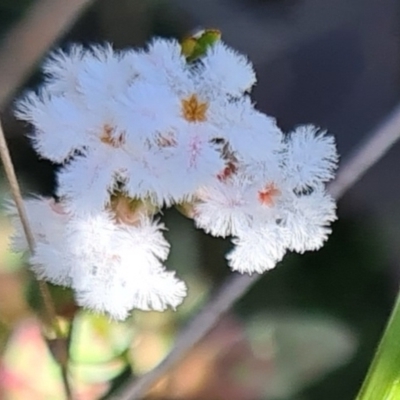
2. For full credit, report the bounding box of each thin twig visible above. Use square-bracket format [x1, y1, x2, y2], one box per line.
[111, 274, 259, 400]
[113, 103, 400, 400]
[0, 119, 71, 398]
[0, 0, 94, 109]
[0, 1, 95, 398]
[0, 119, 59, 327]
[328, 103, 400, 199]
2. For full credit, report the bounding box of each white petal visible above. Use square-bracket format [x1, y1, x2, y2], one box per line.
[210, 97, 284, 164]
[282, 187, 337, 253]
[65, 213, 185, 320]
[163, 124, 225, 200]
[130, 268, 187, 312]
[7, 197, 72, 285]
[30, 242, 71, 286]
[117, 81, 181, 144]
[227, 225, 287, 274]
[194, 176, 254, 237]
[7, 197, 69, 253]
[57, 153, 118, 215]
[201, 41, 256, 96]
[15, 93, 91, 162]
[42, 44, 87, 95]
[122, 148, 175, 206]
[284, 125, 338, 189]
[76, 44, 133, 108]
[136, 38, 190, 91]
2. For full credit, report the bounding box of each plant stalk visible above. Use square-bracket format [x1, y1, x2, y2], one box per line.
[0, 119, 72, 399]
[356, 287, 400, 400]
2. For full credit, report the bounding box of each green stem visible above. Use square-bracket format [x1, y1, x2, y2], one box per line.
[356, 288, 400, 400]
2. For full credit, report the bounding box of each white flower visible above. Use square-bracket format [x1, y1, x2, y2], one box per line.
[65, 213, 186, 319]
[8, 195, 187, 320]
[13, 202, 186, 320]
[193, 122, 337, 274]
[9, 34, 339, 319]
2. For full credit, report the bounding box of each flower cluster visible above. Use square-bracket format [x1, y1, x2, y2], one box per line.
[9, 32, 338, 320]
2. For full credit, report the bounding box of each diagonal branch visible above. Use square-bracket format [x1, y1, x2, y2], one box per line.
[113, 103, 400, 400]
[328, 103, 400, 199]
[0, 0, 94, 109]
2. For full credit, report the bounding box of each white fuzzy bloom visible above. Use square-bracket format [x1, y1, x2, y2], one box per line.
[193, 122, 337, 273]
[8, 197, 186, 320]
[65, 213, 186, 319]
[10, 34, 339, 319]
[18, 203, 185, 320]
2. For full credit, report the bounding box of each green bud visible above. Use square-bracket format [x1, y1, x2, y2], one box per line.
[181, 29, 221, 62]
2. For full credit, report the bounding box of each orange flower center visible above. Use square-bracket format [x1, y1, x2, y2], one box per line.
[258, 183, 281, 206]
[181, 94, 208, 122]
[100, 124, 125, 147]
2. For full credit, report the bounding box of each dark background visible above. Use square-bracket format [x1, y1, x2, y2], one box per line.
[1, 1, 400, 399]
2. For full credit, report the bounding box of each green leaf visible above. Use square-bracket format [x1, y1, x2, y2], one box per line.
[356, 292, 400, 400]
[69, 311, 135, 364]
[243, 312, 357, 399]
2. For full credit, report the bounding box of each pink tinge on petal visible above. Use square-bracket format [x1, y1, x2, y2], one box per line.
[188, 134, 204, 169]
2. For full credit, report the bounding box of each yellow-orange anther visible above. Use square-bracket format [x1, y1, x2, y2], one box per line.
[258, 183, 281, 206]
[182, 94, 208, 122]
[100, 124, 125, 147]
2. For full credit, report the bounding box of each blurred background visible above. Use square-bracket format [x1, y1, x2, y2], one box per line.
[0, 0, 399, 399]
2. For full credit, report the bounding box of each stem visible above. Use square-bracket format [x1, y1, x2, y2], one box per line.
[0, 0, 94, 108]
[356, 288, 400, 400]
[110, 273, 259, 400]
[0, 120, 72, 399]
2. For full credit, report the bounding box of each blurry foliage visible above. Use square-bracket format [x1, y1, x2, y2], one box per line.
[0, 313, 134, 400]
[0, 186, 373, 400]
[236, 211, 393, 400]
[146, 313, 356, 400]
